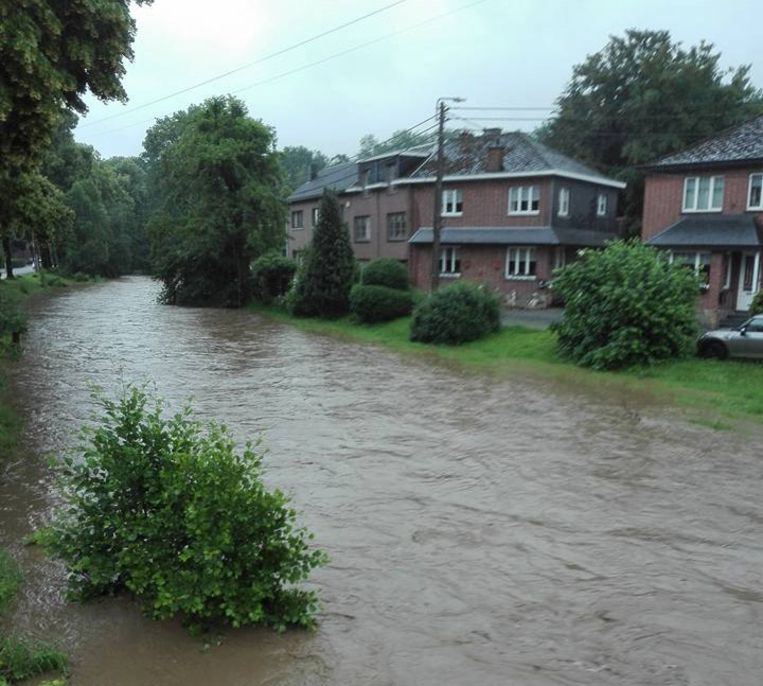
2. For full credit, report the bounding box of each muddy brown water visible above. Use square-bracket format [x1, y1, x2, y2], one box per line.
[1, 276, 762, 686]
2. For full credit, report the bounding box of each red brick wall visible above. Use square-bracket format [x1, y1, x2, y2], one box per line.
[410, 178, 553, 230]
[642, 166, 763, 240]
[410, 244, 555, 307]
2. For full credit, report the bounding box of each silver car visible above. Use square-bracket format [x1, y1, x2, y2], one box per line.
[697, 315, 763, 360]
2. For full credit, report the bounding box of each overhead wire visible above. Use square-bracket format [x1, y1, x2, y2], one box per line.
[79, 0, 409, 129]
[80, 0, 488, 135]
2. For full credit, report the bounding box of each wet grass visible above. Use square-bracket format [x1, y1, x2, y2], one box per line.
[0, 551, 21, 615]
[250, 304, 763, 427]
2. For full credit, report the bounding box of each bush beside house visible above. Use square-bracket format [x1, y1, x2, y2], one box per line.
[349, 284, 412, 324]
[252, 251, 296, 303]
[552, 240, 699, 369]
[410, 282, 501, 345]
[361, 258, 409, 291]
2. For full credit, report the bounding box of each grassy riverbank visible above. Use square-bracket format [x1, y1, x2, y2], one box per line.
[250, 304, 763, 427]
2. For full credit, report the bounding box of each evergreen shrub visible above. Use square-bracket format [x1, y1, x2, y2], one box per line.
[750, 290, 763, 315]
[46, 386, 327, 632]
[410, 281, 501, 344]
[361, 258, 409, 291]
[551, 240, 698, 369]
[349, 284, 413, 323]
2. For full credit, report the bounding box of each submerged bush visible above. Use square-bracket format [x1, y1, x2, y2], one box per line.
[410, 281, 501, 345]
[0, 287, 27, 339]
[47, 386, 327, 632]
[0, 636, 67, 684]
[349, 284, 413, 324]
[551, 240, 698, 369]
[361, 258, 409, 291]
[252, 251, 297, 303]
[0, 550, 21, 614]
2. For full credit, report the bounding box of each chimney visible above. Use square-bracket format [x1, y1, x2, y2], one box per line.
[309, 162, 320, 181]
[484, 128, 504, 172]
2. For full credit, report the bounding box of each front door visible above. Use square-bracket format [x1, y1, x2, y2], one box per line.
[736, 252, 760, 310]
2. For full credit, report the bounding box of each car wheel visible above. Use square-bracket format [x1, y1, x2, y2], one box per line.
[699, 340, 728, 360]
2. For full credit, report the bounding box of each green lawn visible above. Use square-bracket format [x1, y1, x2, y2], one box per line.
[250, 304, 763, 428]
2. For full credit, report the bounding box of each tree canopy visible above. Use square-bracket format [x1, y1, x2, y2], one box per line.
[537, 29, 762, 231]
[280, 146, 328, 193]
[358, 128, 435, 158]
[148, 96, 285, 307]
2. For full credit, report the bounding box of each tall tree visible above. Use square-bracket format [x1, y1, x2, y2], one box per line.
[0, 0, 152, 275]
[537, 29, 762, 232]
[357, 128, 436, 158]
[280, 146, 328, 193]
[148, 96, 285, 307]
[289, 192, 356, 318]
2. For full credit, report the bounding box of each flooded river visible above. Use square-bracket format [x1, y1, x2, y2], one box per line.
[1, 276, 762, 685]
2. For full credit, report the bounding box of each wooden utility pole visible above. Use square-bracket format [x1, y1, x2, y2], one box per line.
[430, 100, 447, 292]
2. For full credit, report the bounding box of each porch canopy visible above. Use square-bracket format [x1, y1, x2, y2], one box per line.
[409, 226, 618, 246]
[646, 215, 763, 249]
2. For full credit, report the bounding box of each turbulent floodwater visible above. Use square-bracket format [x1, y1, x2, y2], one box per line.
[1, 276, 762, 686]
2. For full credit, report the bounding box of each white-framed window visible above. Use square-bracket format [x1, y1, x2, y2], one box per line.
[596, 193, 607, 217]
[440, 247, 460, 276]
[748, 173, 763, 210]
[505, 247, 537, 280]
[558, 187, 570, 217]
[508, 186, 539, 215]
[353, 215, 371, 242]
[387, 212, 407, 241]
[291, 210, 304, 229]
[683, 176, 724, 212]
[311, 207, 320, 226]
[442, 189, 463, 216]
[669, 251, 711, 288]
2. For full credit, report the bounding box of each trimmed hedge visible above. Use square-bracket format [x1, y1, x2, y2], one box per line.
[410, 281, 501, 345]
[362, 258, 409, 291]
[349, 284, 413, 323]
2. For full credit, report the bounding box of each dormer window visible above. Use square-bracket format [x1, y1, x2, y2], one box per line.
[442, 189, 463, 216]
[596, 193, 607, 217]
[748, 173, 763, 210]
[508, 186, 539, 215]
[683, 176, 723, 212]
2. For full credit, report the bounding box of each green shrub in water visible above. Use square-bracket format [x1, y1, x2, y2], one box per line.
[47, 386, 327, 632]
[0, 636, 67, 684]
[410, 281, 501, 345]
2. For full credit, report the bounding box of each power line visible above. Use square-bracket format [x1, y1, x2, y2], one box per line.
[453, 106, 555, 111]
[83, 0, 493, 139]
[79, 0, 409, 129]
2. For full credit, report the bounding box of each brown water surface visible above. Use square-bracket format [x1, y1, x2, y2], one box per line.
[1, 276, 762, 685]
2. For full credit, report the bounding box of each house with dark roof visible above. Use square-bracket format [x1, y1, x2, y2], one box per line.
[286, 129, 624, 306]
[405, 129, 625, 305]
[642, 114, 763, 326]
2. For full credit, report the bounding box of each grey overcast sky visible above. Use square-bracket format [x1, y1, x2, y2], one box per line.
[74, 0, 762, 159]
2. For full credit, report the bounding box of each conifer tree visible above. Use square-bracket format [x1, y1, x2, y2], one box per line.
[290, 192, 356, 318]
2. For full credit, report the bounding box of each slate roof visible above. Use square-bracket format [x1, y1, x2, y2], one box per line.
[409, 131, 617, 184]
[646, 214, 763, 248]
[287, 161, 358, 202]
[409, 227, 617, 247]
[649, 115, 763, 169]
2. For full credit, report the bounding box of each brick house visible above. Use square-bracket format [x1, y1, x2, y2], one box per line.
[286, 130, 624, 306]
[642, 115, 763, 327]
[406, 130, 625, 306]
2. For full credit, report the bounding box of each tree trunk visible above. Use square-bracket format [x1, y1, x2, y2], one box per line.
[2, 236, 14, 279]
[40, 241, 53, 270]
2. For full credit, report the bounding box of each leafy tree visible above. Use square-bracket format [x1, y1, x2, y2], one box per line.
[280, 146, 328, 193]
[0, 0, 153, 275]
[252, 251, 297, 303]
[357, 128, 435, 158]
[46, 385, 327, 632]
[288, 192, 356, 318]
[148, 96, 285, 306]
[537, 30, 762, 232]
[551, 241, 699, 369]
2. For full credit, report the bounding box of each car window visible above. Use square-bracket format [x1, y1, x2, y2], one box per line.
[747, 317, 763, 333]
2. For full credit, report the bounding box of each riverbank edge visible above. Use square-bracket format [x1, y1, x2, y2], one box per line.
[249, 303, 763, 430]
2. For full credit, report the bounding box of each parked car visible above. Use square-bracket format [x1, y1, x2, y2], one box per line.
[697, 315, 763, 360]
